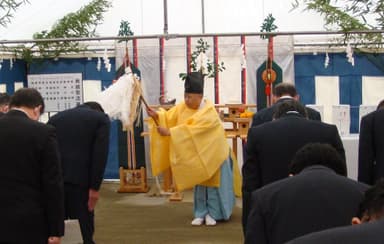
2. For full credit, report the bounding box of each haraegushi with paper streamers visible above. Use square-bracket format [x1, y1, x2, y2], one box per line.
[96, 72, 142, 128]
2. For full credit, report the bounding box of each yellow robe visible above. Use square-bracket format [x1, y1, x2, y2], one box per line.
[149, 100, 229, 191]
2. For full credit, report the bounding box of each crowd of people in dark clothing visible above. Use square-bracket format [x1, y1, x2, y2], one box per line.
[243, 83, 384, 244]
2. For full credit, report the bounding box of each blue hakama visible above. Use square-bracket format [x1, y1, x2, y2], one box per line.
[193, 156, 235, 220]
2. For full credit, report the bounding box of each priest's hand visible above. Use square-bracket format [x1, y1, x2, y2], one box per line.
[157, 126, 170, 136]
[147, 107, 159, 121]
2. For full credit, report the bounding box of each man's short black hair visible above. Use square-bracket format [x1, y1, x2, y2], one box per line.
[273, 83, 297, 97]
[357, 179, 384, 219]
[9, 88, 45, 114]
[377, 99, 384, 110]
[273, 100, 308, 119]
[0, 92, 10, 105]
[83, 101, 104, 113]
[289, 143, 347, 176]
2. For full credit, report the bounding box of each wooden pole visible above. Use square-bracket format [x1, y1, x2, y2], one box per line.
[140, 95, 159, 126]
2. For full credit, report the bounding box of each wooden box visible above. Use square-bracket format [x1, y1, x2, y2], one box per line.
[118, 166, 149, 193]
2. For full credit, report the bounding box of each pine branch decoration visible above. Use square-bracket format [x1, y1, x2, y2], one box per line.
[260, 14, 278, 39]
[179, 38, 225, 80]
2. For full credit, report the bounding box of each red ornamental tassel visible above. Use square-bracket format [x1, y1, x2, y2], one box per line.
[265, 84, 271, 96]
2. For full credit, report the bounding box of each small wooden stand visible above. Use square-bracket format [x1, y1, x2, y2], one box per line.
[118, 166, 148, 193]
[217, 103, 255, 158]
[118, 127, 149, 193]
[235, 118, 252, 135]
[161, 166, 183, 201]
[169, 191, 184, 201]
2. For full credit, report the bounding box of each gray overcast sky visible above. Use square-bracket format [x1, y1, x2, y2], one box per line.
[0, 0, 326, 40]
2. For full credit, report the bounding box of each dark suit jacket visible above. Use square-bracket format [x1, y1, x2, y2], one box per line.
[285, 218, 384, 244]
[0, 110, 64, 243]
[358, 109, 384, 185]
[251, 97, 321, 127]
[48, 105, 110, 191]
[245, 166, 368, 244]
[242, 113, 345, 233]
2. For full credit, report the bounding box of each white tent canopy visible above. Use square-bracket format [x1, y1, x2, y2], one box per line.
[0, 0, 327, 40]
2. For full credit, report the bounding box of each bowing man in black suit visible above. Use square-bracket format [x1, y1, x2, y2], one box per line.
[285, 179, 384, 244]
[0, 88, 64, 244]
[48, 101, 110, 244]
[358, 100, 384, 185]
[245, 143, 368, 244]
[242, 100, 345, 234]
[251, 82, 321, 127]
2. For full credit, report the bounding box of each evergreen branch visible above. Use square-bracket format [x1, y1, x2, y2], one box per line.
[33, 0, 111, 39]
[292, 0, 384, 48]
[179, 38, 225, 80]
[0, 0, 28, 27]
[8, 0, 111, 65]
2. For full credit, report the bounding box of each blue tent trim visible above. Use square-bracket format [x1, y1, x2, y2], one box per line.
[0, 59, 27, 93]
[295, 52, 384, 133]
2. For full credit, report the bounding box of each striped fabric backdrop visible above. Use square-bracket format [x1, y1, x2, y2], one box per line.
[295, 52, 384, 133]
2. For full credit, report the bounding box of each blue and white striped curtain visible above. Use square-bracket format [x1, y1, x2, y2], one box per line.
[295, 52, 384, 134]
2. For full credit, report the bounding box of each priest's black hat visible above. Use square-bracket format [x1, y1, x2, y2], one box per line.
[185, 72, 204, 94]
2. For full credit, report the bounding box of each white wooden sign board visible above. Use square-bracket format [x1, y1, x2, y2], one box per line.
[28, 73, 83, 112]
